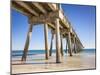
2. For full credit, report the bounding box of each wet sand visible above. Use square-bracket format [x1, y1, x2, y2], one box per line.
[11, 53, 96, 74]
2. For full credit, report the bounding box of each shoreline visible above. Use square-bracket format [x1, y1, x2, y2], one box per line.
[11, 52, 96, 74]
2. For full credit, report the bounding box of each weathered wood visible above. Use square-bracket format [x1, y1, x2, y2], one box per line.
[47, 3, 57, 11]
[11, 2, 32, 17]
[49, 33, 54, 56]
[75, 39, 82, 53]
[47, 23, 55, 29]
[29, 11, 59, 24]
[73, 37, 77, 53]
[60, 34, 63, 56]
[15, 1, 38, 16]
[66, 37, 68, 53]
[76, 41, 78, 53]
[67, 32, 72, 56]
[22, 24, 33, 61]
[55, 18, 61, 63]
[75, 35, 84, 48]
[32, 3, 47, 14]
[44, 24, 49, 60]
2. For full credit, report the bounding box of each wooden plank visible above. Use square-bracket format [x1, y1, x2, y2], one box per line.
[47, 23, 55, 30]
[47, 3, 57, 11]
[32, 3, 47, 14]
[29, 11, 58, 24]
[15, 1, 38, 16]
[11, 2, 31, 16]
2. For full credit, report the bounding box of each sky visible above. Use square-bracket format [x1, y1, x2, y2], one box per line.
[12, 4, 96, 50]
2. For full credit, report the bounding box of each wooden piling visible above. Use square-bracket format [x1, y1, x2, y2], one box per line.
[22, 24, 33, 61]
[67, 32, 72, 56]
[60, 34, 63, 56]
[73, 37, 77, 53]
[66, 37, 68, 53]
[55, 18, 61, 63]
[44, 23, 49, 60]
[49, 32, 54, 56]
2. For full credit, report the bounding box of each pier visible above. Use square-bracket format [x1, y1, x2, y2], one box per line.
[12, 1, 84, 63]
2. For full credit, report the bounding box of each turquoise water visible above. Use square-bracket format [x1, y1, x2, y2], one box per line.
[12, 49, 95, 57]
[81, 49, 96, 53]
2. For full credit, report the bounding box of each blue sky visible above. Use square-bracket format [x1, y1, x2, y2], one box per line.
[12, 4, 96, 50]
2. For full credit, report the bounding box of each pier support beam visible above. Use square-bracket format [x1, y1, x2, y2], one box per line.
[73, 37, 77, 53]
[67, 32, 73, 56]
[76, 42, 78, 53]
[60, 34, 63, 56]
[22, 24, 33, 61]
[66, 37, 68, 53]
[44, 23, 49, 60]
[55, 18, 61, 63]
[49, 32, 54, 56]
[76, 40, 81, 52]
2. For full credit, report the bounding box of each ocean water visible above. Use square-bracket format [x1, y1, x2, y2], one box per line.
[81, 49, 96, 53]
[12, 49, 96, 57]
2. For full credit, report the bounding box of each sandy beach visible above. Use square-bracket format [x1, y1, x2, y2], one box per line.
[11, 52, 96, 74]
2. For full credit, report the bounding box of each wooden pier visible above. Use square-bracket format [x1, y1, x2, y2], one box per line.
[12, 1, 84, 63]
